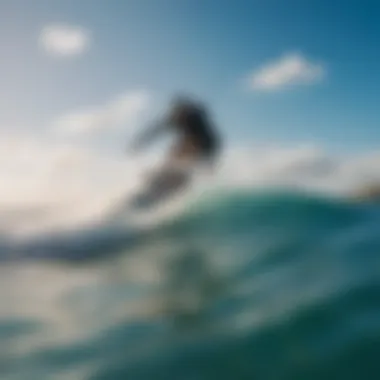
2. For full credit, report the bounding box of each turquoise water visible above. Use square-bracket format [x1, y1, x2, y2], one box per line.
[2, 189, 380, 379]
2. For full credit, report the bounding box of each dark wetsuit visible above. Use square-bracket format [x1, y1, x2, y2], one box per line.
[170, 104, 220, 164]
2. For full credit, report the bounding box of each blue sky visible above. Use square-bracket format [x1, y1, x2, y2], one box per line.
[1, 0, 380, 152]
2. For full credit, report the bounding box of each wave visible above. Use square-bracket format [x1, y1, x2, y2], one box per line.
[2, 186, 380, 379]
[0, 187, 371, 264]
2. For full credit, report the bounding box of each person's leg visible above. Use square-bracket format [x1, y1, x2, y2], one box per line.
[132, 168, 189, 209]
[131, 142, 195, 209]
[132, 139, 207, 209]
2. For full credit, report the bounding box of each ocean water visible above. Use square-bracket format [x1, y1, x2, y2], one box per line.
[1, 188, 380, 380]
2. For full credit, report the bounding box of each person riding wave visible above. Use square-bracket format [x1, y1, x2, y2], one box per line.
[132, 95, 220, 168]
[129, 95, 221, 208]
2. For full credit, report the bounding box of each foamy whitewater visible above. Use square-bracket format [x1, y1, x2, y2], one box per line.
[1, 141, 380, 379]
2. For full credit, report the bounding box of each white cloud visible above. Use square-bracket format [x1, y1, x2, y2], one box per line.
[0, 132, 148, 235]
[39, 24, 90, 57]
[248, 53, 325, 91]
[53, 90, 151, 135]
[0, 89, 155, 235]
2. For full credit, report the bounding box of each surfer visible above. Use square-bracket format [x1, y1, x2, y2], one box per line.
[129, 95, 221, 208]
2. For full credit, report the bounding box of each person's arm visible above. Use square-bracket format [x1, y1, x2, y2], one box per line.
[129, 119, 169, 152]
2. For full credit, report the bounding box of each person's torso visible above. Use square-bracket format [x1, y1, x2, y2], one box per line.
[172, 105, 216, 147]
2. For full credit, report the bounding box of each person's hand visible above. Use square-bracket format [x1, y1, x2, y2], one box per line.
[127, 121, 164, 155]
